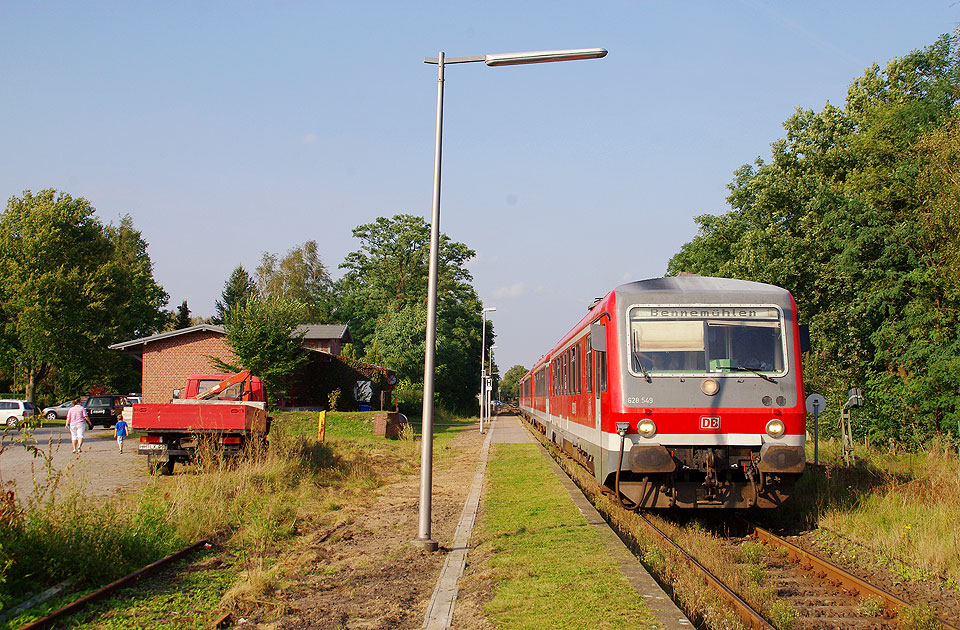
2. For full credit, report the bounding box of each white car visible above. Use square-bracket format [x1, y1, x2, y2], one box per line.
[0, 399, 39, 427]
[122, 396, 141, 427]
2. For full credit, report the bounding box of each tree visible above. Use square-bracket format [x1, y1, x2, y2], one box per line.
[666, 33, 960, 445]
[499, 365, 528, 402]
[336, 214, 477, 347]
[334, 214, 487, 412]
[0, 190, 168, 401]
[173, 300, 191, 329]
[215, 296, 308, 406]
[213, 266, 256, 325]
[256, 241, 333, 322]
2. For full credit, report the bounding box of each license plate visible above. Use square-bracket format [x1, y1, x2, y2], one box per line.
[139, 444, 165, 451]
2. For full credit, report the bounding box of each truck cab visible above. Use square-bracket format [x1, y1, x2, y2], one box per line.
[181, 373, 267, 402]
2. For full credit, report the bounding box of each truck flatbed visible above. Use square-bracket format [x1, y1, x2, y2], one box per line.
[133, 400, 268, 432]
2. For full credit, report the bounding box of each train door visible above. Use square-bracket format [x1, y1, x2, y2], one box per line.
[590, 323, 606, 463]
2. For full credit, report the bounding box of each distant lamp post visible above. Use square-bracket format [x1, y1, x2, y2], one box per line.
[414, 46, 607, 552]
[479, 306, 496, 434]
[487, 345, 497, 422]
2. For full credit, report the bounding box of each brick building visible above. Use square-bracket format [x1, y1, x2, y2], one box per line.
[109, 323, 357, 404]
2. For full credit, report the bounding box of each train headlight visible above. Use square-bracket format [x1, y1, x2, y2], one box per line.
[637, 418, 657, 438]
[765, 419, 786, 438]
[700, 378, 720, 396]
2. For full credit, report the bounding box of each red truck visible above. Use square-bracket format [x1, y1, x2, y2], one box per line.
[133, 371, 271, 475]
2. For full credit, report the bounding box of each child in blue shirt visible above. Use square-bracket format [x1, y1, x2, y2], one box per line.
[114, 419, 129, 454]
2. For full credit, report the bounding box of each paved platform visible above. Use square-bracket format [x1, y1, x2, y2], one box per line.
[422, 414, 691, 629]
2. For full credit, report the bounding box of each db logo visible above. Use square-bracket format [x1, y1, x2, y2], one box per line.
[699, 416, 721, 430]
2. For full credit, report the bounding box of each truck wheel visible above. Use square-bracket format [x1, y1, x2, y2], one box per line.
[148, 455, 174, 476]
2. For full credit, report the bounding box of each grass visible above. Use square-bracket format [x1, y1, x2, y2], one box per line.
[2, 550, 238, 630]
[0, 409, 473, 627]
[475, 443, 656, 630]
[777, 438, 960, 594]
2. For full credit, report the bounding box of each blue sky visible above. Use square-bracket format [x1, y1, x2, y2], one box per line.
[1, 1, 957, 374]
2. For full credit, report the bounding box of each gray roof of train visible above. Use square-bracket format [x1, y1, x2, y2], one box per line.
[613, 275, 792, 307]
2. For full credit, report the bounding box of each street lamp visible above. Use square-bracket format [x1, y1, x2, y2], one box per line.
[479, 306, 496, 434]
[487, 345, 497, 423]
[414, 46, 607, 552]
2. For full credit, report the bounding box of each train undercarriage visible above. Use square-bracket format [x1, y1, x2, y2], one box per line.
[523, 414, 804, 509]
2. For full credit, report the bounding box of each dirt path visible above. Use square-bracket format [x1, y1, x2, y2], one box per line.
[261, 422, 491, 630]
[0, 425, 148, 501]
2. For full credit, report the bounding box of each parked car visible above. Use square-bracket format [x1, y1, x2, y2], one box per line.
[84, 395, 127, 428]
[41, 399, 76, 420]
[121, 396, 141, 426]
[0, 399, 39, 427]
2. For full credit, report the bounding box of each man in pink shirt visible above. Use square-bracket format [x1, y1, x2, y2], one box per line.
[65, 398, 89, 454]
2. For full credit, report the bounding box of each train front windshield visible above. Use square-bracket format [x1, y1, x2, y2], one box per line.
[628, 306, 786, 376]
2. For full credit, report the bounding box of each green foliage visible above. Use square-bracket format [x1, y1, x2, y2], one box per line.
[667, 34, 960, 445]
[212, 265, 256, 325]
[327, 387, 341, 411]
[173, 300, 191, 330]
[334, 214, 489, 412]
[215, 296, 308, 406]
[256, 240, 333, 323]
[499, 365, 527, 401]
[0, 490, 185, 604]
[0, 190, 168, 402]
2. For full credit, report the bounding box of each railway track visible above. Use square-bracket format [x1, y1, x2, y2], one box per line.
[13, 538, 213, 630]
[518, 415, 958, 630]
[733, 518, 959, 630]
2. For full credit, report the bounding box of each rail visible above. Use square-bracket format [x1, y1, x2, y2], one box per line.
[737, 517, 960, 630]
[16, 539, 212, 630]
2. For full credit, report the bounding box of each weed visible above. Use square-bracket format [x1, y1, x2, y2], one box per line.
[328, 388, 341, 411]
[793, 442, 960, 591]
[857, 594, 884, 617]
[898, 603, 942, 630]
[740, 540, 765, 564]
[745, 563, 766, 585]
[767, 599, 798, 629]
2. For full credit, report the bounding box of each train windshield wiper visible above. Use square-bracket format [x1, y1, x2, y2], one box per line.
[632, 353, 652, 383]
[733, 366, 777, 383]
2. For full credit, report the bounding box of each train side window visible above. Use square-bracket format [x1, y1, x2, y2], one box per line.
[574, 345, 580, 394]
[598, 350, 607, 393]
[585, 334, 593, 393]
[570, 346, 575, 395]
[573, 343, 583, 394]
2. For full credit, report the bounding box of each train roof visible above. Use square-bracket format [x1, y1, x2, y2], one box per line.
[613, 275, 793, 307]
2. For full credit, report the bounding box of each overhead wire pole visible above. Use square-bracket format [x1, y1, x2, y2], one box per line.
[415, 47, 607, 552]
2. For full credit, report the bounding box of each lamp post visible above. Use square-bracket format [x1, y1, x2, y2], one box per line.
[414, 47, 607, 552]
[487, 345, 497, 422]
[479, 306, 496, 434]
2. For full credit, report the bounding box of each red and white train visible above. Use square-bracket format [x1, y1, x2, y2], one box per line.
[518, 275, 807, 508]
